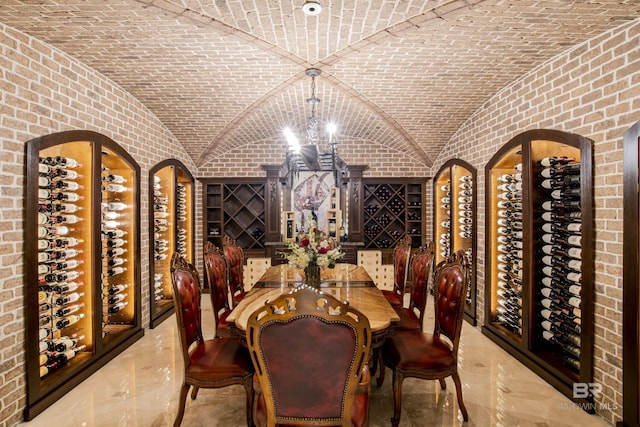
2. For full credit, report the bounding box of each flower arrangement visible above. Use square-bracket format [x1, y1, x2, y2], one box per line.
[284, 215, 344, 270]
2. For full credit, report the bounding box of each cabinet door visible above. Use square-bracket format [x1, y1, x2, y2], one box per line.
[25, 130, 142, 420]
[433, 160, 477, 325]
[149, 159, 194, 328]
[483, 129, 594, 408]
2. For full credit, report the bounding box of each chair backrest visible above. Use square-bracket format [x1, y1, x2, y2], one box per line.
[203, 241, 231, 325]
[393, 237, 411, 295]
[408, 242, 436, 331]
[432, 250, 469, 359]
[247, 286, 371, 427]
[223, 235, 245, 295]
[170, 253, 204, 366]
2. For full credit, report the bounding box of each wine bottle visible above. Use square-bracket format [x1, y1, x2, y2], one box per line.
[540, 321, 581, 346]
[45, 270, 82, 283]
[541, 233, 581, 246]
[56, 345, 87, 365]
[51, 156, 80, 168]
[103, 183, 127, 193]
[541, 277, 581, 295]
[540, 163, 580, 178]
[55, 313, 84, 329]
[55, 292, 84, 306]
[551, 188, 581, 200]
[497, 174, 515, 183]
[105, 238, 127, 248]
[55, 303, 84, 317]
[541, 211, 581, 222]
[107, 257, 125, 267]
[108, 284, 129, 295]
[541, 255, 581, 272]
[53, 281, 82, 294]
[440, 184, 450, 191]
[538, 156, 576, 167]
[541, 266, 581, 283]
[108, 293, 127, 305]
[106, 266, 127, 276]
[541, 244, 581, 259]
[106, 247, 126, 257]
[103, 174, 127, 183]
[54, 334, 84, 352]
[108, 301, 129, 314]
[103, 229, 126, 239]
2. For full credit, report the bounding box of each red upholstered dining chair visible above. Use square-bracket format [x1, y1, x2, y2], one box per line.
[375, 242, 435, 384]
[246, 285, 372, 427]
[223, 235, 247, 307]
[170, 253, 254, 427]
[393, 242, 435, 332]
[203, 241, 233, 338]
[381, 237, 411, 308]
[380, 250, 470, 426]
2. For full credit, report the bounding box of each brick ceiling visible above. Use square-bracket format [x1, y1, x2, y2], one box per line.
[0, 0, 638, 167]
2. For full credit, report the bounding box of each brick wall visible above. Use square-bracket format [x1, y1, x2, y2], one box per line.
[430, 18, 640, 425]
[0, 23, 195, 426]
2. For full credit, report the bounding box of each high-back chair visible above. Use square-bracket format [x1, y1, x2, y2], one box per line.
[170, 253, 254, 427]
[203, 241, 233, 338]
[375, 242, 435, 384]
[223, 235, 247, 306]
[381, 237, 411, 308]
[246, 285, 372, 427]
[394, 242, 435, 332]
[380, 250, 469, 426]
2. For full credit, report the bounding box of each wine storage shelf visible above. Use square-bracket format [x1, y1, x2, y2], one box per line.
[25, 130, 143, 420]
[433, 159, 477, 325]
[482, 129, 594, 409]
[203, 179, 266, 262]
[362, 179, 425, 256]
[149, 160, 194, 329]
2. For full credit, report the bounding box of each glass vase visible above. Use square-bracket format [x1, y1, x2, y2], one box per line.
[304, 262, 321, 288]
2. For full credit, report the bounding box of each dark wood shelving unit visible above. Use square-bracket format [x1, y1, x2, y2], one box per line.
[149, 159, 194, 329]
[622, 121, 640, 427]
[482, 129, 594, 409]
[24, 130, 143, 420]
[433, 159, 477, 325]
[202, 178, 267, 261]
[362, 179, 425, 260]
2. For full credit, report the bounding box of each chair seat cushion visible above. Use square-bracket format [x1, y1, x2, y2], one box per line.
[381, 289, 402, 307]
[394, 307, 421, 331]
[186, 338, 253, 381]
[382, 331, 455, 372]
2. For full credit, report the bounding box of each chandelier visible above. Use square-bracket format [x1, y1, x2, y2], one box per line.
[284, 68, 338, 182]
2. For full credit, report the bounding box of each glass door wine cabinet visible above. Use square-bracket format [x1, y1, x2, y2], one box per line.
[149, 159, 194, 328]
[433, 159, 477, 325]
[483, 129, 594, 409]
[25, 130, 143, 419]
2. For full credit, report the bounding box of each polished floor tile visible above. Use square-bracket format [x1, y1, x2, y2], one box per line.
[19, 300, 610, 427]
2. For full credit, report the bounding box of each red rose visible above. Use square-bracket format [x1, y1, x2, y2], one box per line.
[318, 246, 328, 254]
[300, 238, 310, 247]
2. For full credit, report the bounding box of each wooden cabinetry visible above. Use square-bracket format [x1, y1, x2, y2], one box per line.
[149, 160, 194, 328]
[203, 179, 266, 256]
[24, 130, 143, 419]
[482, 129, 594, 408]
[362, 179, 425, 258]
[622, 121, 640, 427]
[433, 160, 477, 325]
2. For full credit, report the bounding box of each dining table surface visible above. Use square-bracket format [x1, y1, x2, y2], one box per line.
[226, 263, 400, 343]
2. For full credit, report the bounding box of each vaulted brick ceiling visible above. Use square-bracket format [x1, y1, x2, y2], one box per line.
[0, 0, 638, 167]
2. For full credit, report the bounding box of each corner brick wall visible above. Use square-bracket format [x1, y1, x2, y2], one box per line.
[430, 18, 640, 425]
[0, 23, 195, 426]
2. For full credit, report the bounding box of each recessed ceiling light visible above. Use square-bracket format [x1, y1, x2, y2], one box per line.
[302, 1, 322, 16]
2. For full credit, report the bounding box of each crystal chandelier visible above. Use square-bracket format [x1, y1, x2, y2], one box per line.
[284, 68, 338, 181]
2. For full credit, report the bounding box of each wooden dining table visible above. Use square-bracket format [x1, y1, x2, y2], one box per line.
[226, 263, 400, 347]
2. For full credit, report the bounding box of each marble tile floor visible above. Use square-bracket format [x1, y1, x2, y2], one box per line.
[19, 300, 611, 427]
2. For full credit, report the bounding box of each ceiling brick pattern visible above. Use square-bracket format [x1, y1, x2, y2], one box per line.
[0, 0, 638, 167]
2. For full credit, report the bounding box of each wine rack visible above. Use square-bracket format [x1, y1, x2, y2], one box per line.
[483, 129, 594, 409]
[203, 179, 266, 260]
[363, 179, 425, 255]
[433, 159, 477, 325]
[149, 160, 194, 328]
[25, 130, 142, 420]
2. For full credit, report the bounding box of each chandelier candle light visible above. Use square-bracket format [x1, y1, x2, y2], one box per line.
[283, 214, 344, 287]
